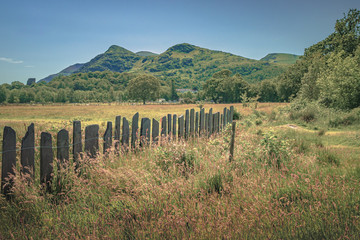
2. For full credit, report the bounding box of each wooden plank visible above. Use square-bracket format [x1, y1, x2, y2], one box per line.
[73, 121, 82, 170]
[103, 121, 112, 154]
[131, 112, 139, 149]
[1, 127, 16, 198]
[85, 125, 99, 158]
[40, 132, 53, 192]
[57, 129, 69, 168]
[21, 123, 35, 180]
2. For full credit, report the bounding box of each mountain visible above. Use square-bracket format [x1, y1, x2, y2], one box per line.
[135, 51, 158, 57]
[43, 43, 298, 89]
[260, 53, 300, 65]
[39, 63, 84, 83]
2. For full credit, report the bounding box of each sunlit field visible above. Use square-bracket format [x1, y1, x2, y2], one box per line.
[0, 102, 359, 239]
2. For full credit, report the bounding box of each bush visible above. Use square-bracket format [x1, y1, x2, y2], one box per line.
[233, 109, 242, 120]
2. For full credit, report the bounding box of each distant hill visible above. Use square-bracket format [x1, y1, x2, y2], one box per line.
[42, 43, 298, 89]
[135, 51, 158, 57]
[39, 63, 84, 83]
[260, 53, 300, 64]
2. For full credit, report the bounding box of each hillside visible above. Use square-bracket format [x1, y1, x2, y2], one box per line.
[260, 53, 300, 64]
[73, 43, 293, 89]
[39, 63, 84, 83]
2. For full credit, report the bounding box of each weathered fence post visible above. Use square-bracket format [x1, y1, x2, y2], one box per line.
[140, 118, 151, 147]
[167, 114, 172, 137]
[195, 111, 199, 135]
[152, 118, 159, 145]
[103, 121, 112, 154]
[229, 121, 236, 162]
[178, 115, 184, 139]
[73, 121, 82, 170]
[230, 106, 234, 122]
[208, 108, 213, 136]
[185, 110, 190, 139]
[227, 108, 231, 124]
[57, 129, 69, 168]
[161, 116, 167, 140]
[131, 112, 139, 149]
[220, 114, 223, 131]
[172, 114, 177, 141]
[85, 125, 99, 158]
[205, 113, 209, 136]
[1, 127, 16, 199]
[223, 108, 228, 127]
[121, 118, 130, 150]
[40, 132, 53, 192]
[214, 112, 219, 133]
[115, 116, 121, 152]
[190, 109, 195, 137]
[200, 108, 205, 136]
[21, 123, 35, 180]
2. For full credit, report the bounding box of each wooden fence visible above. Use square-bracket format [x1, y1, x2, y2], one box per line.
[1, 106, 234, 198]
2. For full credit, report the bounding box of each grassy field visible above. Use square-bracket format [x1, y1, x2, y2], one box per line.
[0, 102, 359, 239]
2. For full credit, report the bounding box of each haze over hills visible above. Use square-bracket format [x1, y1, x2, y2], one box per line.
[40, 43, 300, 88]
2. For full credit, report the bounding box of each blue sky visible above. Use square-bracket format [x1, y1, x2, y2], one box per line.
[0, 0, 359, 84]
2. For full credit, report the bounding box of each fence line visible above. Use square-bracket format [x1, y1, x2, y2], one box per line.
[1, 106, 234, 198]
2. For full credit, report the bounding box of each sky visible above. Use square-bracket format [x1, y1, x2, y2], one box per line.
[0, 0, 359, 84]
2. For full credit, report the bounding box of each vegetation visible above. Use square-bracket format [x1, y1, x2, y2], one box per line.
[0, 103, 359, 239]
[127, 74, 161, 104]
[277, 9, 360, 110]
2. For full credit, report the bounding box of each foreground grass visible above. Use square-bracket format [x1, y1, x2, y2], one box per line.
[0, 114, 359, 239]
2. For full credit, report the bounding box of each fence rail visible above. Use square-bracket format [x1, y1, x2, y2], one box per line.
[1, 106, 234, 198]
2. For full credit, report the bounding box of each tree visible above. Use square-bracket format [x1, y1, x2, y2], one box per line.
[0, 86, 7, 103]
[127, 74, 161, 104]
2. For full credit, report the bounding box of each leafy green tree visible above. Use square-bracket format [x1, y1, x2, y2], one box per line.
[0, 86, 7, 103]
[127, 74, 161, 104]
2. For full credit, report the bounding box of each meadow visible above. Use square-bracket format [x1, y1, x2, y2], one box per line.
[0, 102, 359, 239]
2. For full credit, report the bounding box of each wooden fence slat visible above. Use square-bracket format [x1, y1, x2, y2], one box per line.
[140, 118, 151, 147]
[220, 114, 223, 131]
[1, 127, 16, 198]
[190, 109, 195, 136]
[152, 118, 159, 145]
[185, 110, 189, 139]
[85, 125, 99, 158]
[195, 111, 199, 135]
[216, 112, 220, 133]
[161, 116, 167, 139]
[178, 115, 184, 139]
[200, 108, 205, 136]
[172, 114, 177, 140]
[40, 132, 53, 192]
[57, 129, 69, 168]
[115, 116, 121, 152]
[121, 118, 130, 149]
[73, 121, 82, 170]
[21, 123, 35, 180]
[131, 112, 139, 149]
[103, 121, 112, 154]
[167, 114, 172, 137]
[223, 108, 228, 127]
[205, 113, 209, 136]
[227, 108, 231, 124]
[230, 106, 234, 122]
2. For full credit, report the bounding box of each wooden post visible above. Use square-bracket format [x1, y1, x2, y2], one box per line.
[227, 108, 231, 125]
[121, 118, 130, 150]
[223, 108, 228, 127]
[115, 116, 121, 152]
[152, 118, 159, 145]
[178, 115, 184, 139]
[230, 106, 234, 122]
[185, 110, 190, 139]
[200, 108, 205, 136]
[220, 114, 223, 131]
[140, 118, 151, 147]
[73, 121, 82, 170]
[161, 116, 167, 139]
[85, 125, 99, 158]
[21, 123, 35, 180]
[103, 121, 112, 154]
[205, 113, 209, 136]
[167, 114, 172, 137]
[172, 114, 177, 141]
[195, 111, 199, 135]
[208, 108, 213, 136]
[229, 121, 236, 162]
[1, 127, 16, 199]
[57, 129, 69, 168]
[131, 112, 139, 149]
[40, 132, 53, 192]
[190, 109, 195, 137]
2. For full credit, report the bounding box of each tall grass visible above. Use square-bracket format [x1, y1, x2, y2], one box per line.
[0, 117, 359, 239]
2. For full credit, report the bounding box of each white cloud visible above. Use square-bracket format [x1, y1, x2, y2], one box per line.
[0, 57, 23, 64]
[25, 65, 34, 68]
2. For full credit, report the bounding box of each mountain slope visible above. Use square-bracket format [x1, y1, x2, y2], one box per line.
[39, 63, 84, 83]
[135, 51, 158, 57]
[260, 53, 300, 64]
